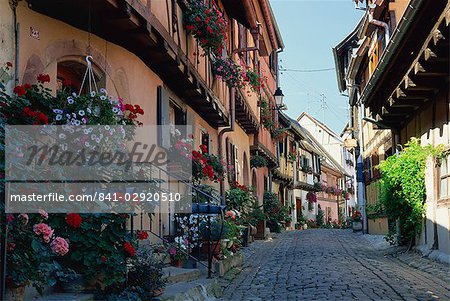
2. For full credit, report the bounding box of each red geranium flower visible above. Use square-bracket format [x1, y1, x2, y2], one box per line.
[199, 145, 207, 153]
[37, 74, 50, 83]
[101, 256, 107, 263]
[124, 242, 136, 257]
[186, 25, 195, 31]
[13, 85, 26, 97]
[66, 213, 82, 228]
[6, 62, 12, 67]
[136, 230, 149, 240]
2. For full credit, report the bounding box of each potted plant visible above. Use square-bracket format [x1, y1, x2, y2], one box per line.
[288, 151, 297, 162]
[351, 211, 363, 232]
[285, 216, 292, 228]
[3, 210, 71, 299]
[199, 220, 228, 256]
[184, 0, 228, 56]
[242, 67, 264, 93]
[212, 57, 242, 88]
[250, 154, 267, 168]
[128, 248, 167, 299]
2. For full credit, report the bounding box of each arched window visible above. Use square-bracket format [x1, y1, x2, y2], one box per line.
[57, 57, 105, 93]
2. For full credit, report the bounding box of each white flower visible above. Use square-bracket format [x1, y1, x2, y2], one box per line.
[85, 141, 90, 147]
[59, 133, 66, 139]
[70, 119, 77, 125]
[56, 115, 62, 121]
[104, 125, 110, 130]
[87, 108, 92, 114]
[175, 129, 181, 136]
[67, 97, 74, 104]
[72, 113, 77, 118]
[72, 92, 77, 97]
[78, 110, 85, 116]
[94, 107, 100, 116]
[53, 109, 63, 114]
[100, 95, 107, 101]
[100, 88, 107, 94]
[90, 91, 96, 97]
[74, 120, 81, 126]
[91, 134, 97, 140]
[112, 107, 119, 114]
[84, 129, 90, 134]
[95, 138, 101, 143]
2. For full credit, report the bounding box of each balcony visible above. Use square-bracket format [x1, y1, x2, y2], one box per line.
[28, 0, 230, 127]
[251, 127, 277, 167]
[235, 88, 259, 134]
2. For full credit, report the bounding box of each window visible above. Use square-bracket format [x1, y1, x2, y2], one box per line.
[226, 138, 237, 183]
[439, 156, 450, 199]
[269, 51, 277, 74]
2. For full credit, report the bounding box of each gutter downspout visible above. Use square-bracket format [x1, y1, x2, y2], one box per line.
[368, 13, 390, 44]
[218, 87, 235, 202]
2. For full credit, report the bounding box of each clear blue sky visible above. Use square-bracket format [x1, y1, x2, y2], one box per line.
[270, 0, 362, 133]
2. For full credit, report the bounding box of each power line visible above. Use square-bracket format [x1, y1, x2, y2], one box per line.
[281, 67, 335, 73]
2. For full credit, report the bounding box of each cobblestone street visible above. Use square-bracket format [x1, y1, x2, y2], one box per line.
[220, 230, 450, 301]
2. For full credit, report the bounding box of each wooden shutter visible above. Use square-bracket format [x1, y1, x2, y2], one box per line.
[157, 86, 170, 149]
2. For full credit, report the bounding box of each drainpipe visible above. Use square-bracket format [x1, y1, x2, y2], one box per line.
[368, 13, 390, 46]
[218, 87, 235, 201]
[357, 100, 368, 234]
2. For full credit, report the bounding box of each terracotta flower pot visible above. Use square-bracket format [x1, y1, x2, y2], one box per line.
[6, 285, 26, 301]
[250, 225, 257, 235]
[201, 240, 221, 256]
[171, 259, 183, 268]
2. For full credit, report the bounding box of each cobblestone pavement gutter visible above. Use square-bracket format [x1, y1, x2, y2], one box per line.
[219, 230, 450, 301]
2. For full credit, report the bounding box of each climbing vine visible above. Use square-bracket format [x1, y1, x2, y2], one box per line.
[378, 138, 442, 246]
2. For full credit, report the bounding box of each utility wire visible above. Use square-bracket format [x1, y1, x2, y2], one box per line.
[281, 67, 335, 73]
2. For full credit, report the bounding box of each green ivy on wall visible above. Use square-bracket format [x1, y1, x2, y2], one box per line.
[378, 138, 442, 246]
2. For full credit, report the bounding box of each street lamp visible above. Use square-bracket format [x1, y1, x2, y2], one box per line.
[274, 87, 286, 110]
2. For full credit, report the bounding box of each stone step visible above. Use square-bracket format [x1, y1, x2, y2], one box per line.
[163, 266, 203, 284]
[159, 278, 221, 301]
[31, 293, 95, 301]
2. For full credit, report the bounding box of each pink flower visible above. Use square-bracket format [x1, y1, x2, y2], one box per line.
[169, 247, 177, 256]
[33, 223, 54, 243]
[18, 214, 29, 225]
[38, 209, 48, 219]
[50, 237, 69, 256]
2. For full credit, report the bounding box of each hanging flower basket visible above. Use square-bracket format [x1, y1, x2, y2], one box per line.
[306, 192, 317, 203]
[250, 154, 267, 168]
[242, 67, 265, 93]
[212, 57, 242, 88]
[184, 0, 228, 56]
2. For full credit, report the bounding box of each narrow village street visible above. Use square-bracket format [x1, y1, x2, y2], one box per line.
[220, 230, 450, 301]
